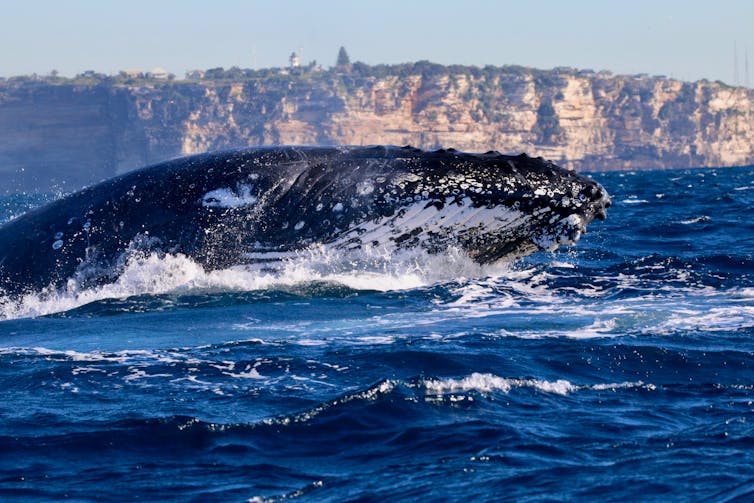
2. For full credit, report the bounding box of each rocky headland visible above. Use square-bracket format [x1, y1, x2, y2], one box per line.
[1, 62, 752, 190]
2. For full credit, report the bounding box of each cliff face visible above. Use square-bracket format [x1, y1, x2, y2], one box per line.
[1, 64, 752, 190]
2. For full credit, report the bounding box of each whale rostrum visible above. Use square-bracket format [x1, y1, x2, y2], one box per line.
[0, 146, 610, 298]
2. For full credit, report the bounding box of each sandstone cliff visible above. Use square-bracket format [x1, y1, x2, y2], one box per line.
[1, 63, 752, 190]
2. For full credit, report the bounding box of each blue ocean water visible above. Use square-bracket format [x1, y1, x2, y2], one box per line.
[1, 166, 753, 502]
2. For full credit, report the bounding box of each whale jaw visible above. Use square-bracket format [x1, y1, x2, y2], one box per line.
[324, 179, 610, 264]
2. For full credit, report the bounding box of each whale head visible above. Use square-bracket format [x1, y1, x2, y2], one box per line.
[409, 151, 611, 263]
[209, 146, 610, 264]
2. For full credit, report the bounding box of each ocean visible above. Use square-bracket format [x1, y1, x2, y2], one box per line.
[1, 166, 753, 502]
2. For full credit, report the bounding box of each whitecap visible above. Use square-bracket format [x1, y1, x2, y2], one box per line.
[651, 306, 754, 334]
[422, 372, 653, 396]
[677, 215, 710, 225]
[424, 373, 575, 395]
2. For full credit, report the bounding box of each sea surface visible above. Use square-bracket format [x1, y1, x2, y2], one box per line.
[1, 166, 754, 502]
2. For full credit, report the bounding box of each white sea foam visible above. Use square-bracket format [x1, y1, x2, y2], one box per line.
[424, 373, 577, 395]
[678, 215, 711, 225]
[422, 372, 653, 396]
[5, 346, 201, 365]
[222, 366, 266, 380]
[735, 288, 754, 299]
[0, 245, 513, 320]
[652, 306, 754, 334]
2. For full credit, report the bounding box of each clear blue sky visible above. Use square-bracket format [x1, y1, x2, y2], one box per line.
[2, 0, 753, 86]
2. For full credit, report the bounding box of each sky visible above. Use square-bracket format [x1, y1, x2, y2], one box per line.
[1, 0, 753, 86]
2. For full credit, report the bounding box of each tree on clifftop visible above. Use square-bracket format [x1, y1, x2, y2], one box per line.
[336, 46, 351, 67]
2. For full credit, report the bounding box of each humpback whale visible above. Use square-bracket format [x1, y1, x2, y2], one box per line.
[0, 146, 610, 298]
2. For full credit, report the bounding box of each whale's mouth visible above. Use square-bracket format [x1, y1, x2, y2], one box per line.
[587, 181, 612, 222]
[534, 180, 611, 250]
[474, 180, 610, 263]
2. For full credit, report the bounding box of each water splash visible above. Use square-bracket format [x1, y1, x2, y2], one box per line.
[0, 245, 512, 320]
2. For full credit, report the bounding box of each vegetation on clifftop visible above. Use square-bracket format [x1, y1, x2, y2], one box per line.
[0, 60, 712, 91]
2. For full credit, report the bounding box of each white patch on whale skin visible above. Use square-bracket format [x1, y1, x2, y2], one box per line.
[356, 181, 374, 196]
[533, 214, 584, 251]
[202, 184, 258, 208]
[331, 197, 531, 252]
[327, 192, 593, 258]
[391, 173, 422, 186]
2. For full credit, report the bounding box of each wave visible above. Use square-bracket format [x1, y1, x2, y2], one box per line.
[1, 373, 656, 438]
[4, 373, 648, 502]
[2, 371, 748, 501]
